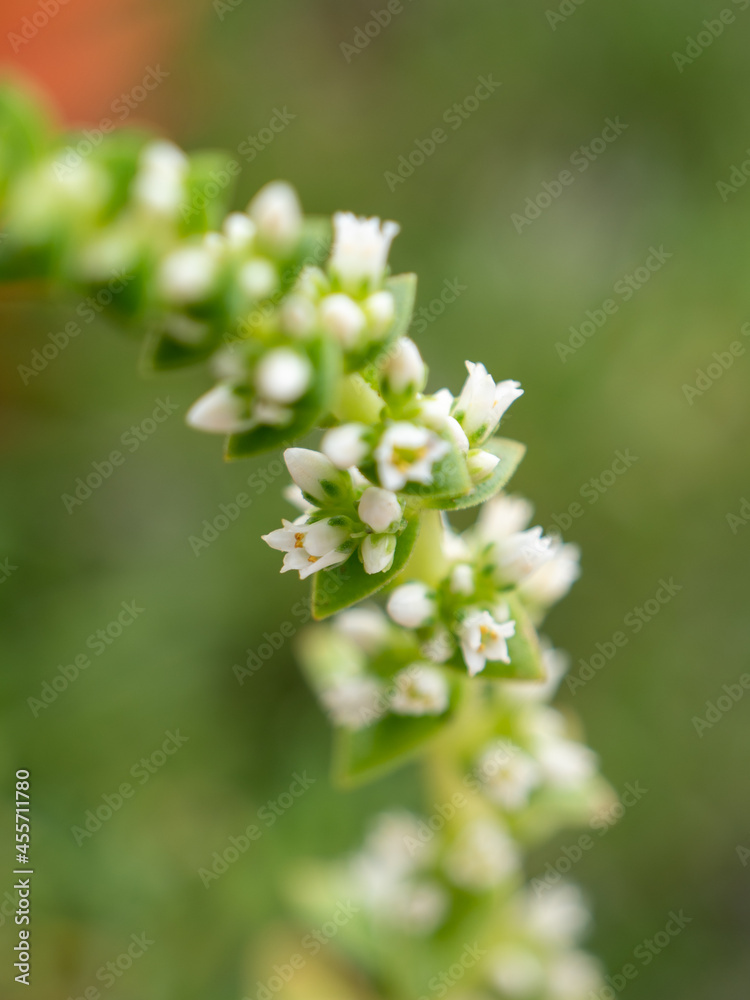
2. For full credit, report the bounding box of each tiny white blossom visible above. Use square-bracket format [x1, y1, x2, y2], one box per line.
[374, 422, 450, 492]
[361, 533, 397, 575]
[387, 583, 436, 628]
[364, 289, 396, 334]
[458, 609, 516, 677]
[248, 180, 302, 251]
[330, 211, 400, 291]
[133, 140, 187, 215]
[383, 338, 427, 395]
[452, 361, 523, 445]
[284, 447, 350, 503]
[495, 526, 556, 583]
[478, 741, 541, 811]
[467, 448, 500, 483]
[418, 389, 470, 454]
[186, 385, 251, 434]
[535, 737, 597, 789]
[523, 884, 590, 947]
[519, 541, 581, 606]
[321, 423, 369, 470]
[333, 606, 390, 653]
[477, 494, 534, 543]
[254, 348, 312, 404]
[358, 487, 402, 533]
[319, 293, 367, 347]
[159, 245, 220, 303]
[222, 211, 256, 249]
[238, 257, 278, 299]
[490, 945, 546, 998]
[321, 676, 384, 729]
[391, 665, 449, 716]
[450, 563, 475, 595]
[444, 819, 519, 891]
[261, 515, 353, 579]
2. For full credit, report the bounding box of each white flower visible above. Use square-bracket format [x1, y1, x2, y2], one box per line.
[261, 515, 353, 580]
[547, 952, 602, 1000]
[248, 181, 302, 251]
[319, 293, 367, 347]
[254, 348, 312, 404]
[158, 245, 220, 303]
[383, 338, 427, 395]
[444, 819, 519, 891]
[238, 257, 278, 299]
[387, 583, 436, 628]
[535, 737, 597, 789]
[333, 606, 390, 654]
[495, 526, 555, 583]
[418, 389, 470, 454]
[186, 385, 251, 434]
[364, 290, 396, 334]
[450, 563, 475, 595]
[452, 361, 523, 445]
[519, 542, 581, 606]
[321, 423, 370, 470]
[478, 742, 541, 811]
[523, 884, 590, 947]
[358, 487, 402, 533]
[477, 494, 533, 543]
[458, 610, 516, 677]
[467, 448, 500, 483]
[374, 422, 450, 492]
[361, 533, 397, 575]
[284, 448, 350, 503]
[133, 141, 187, 215]
[329, 211, 400, 291]
[490, 945, 546, 998]
[222, 211, 256, 249]
[391, 664, 449, 716]
[321, 676, 384, 729]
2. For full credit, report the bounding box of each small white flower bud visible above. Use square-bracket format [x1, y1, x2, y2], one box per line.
[319, 294, 367, 347]
[280, 294, 317, 338]
[361, 533, 397, 575]
[330, 212, 400, 291]
[186, 385, 249, 434]
[254, 348, 312, 404]
[467, 448, 500, 483]
[383, 337, 426, 395]
[450, 563, 474, 595]
[133, 140, 188, 215]
[390, 664, 449, 716]
[387, 582, 436, 628]
[284, 448, 349, 503]
[223, 211, 256, 249]
[358, 487, 402, 533]
[159, 246, 219, 303]
[248, 181, 302, 252]
[321, 424, 369, 469]
[365, 290, 396, 335]
[239, 257, 278, 299]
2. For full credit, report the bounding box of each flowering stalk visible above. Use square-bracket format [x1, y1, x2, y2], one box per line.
[0, 82, 614, 1000]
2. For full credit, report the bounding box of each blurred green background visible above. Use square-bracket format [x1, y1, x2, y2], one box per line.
[1, 0, 749, 996]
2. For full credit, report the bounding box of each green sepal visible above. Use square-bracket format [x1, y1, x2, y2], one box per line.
[311, 515, 420, 620]
[179, 151, 237, 236]
[332, 672, 461, 788]
[224, 336, 342, 460]
[402, 445, 472, 501]
[422, 438, 526, 511]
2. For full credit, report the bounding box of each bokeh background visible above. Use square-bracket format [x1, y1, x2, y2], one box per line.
[1, 0, 749, 996]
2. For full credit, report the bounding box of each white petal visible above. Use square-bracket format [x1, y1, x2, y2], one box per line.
[319, 294, 366, 347]
[321, 424, 369, 470]
[238, 257, 278, 299]
[358, 487, 402, 533]
[304, 518, 350, 557]
[186, 385, 249, 434]
[330, 212, 400, 291]
[248, 181, 302, 251]
[255, 348, 312, 404]
[386, 582, 436, 628]
[383, 338, 426, 395]
[361, 533, 396, 575]
[159, 246, 218, 303]
[284, 448, 347, 503]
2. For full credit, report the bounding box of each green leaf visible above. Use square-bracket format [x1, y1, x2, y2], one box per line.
[312, 515, 420, 620]
[225, 336, 342, 460]
[422, 438, 526, 511]
[400, 445, 472, 502]
[333, 675, 460, 788]
[0, 83, 54, 199]
[179, 151, 237, 236]
[481, 592, 545, 681]
[141, 323, 223, 371]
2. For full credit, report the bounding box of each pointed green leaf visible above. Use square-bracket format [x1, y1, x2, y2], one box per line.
[312, 515, 420, 620]
[225, 336, 342, 460]
[400, 445, 472, 501]
[423, 438, 526, 511]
